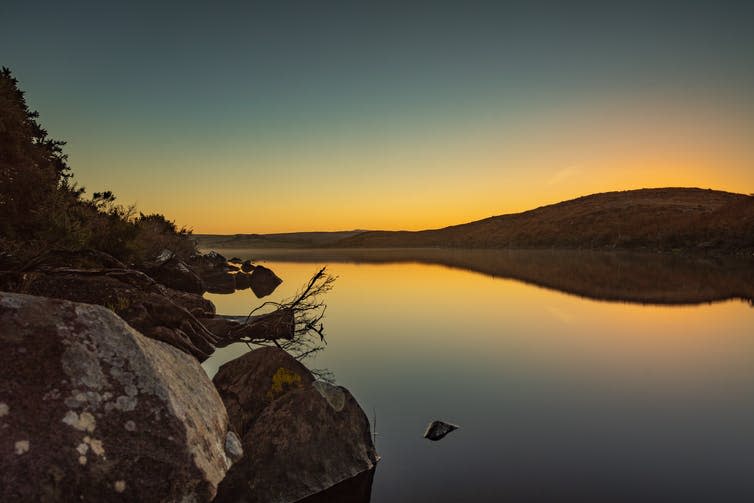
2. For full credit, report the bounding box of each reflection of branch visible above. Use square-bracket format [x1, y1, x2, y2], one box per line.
[240, 267, 336, 366]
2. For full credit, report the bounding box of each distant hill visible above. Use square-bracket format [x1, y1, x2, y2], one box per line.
[333, 188, 754, 253]
[194, 230, 367, 249]
[196, 188, 754, 253]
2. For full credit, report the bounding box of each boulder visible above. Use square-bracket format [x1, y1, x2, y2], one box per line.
[213, 348, 378, 503]
[249, 265, 282, 298]
[0, 292, 239, 502]
[164, 288, 216, 317]
[228, 257, 243, 264]
[234, 272, 251, 290]
[241, 260, 254, 273]
[142, 257, 205, 294]
[213, 347, 314, 437]
[0, 268, 219, 361]
[201, 271, 237, 294]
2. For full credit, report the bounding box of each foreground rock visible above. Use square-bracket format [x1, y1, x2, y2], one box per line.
[0, 268, 219, 361]
[423, 420, 459, 441]
[0, 292, 238, 502]
[213, 347, 378, 502]
[249, 265, 283, 298]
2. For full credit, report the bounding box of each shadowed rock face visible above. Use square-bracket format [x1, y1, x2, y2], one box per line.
[0, 268, 219, 361]
[0, 292, 237, 502]
[213, 348, 378, 503]
[142, 257, 205, 294]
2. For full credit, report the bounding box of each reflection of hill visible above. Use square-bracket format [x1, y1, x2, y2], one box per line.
[206, 247, 754, 306]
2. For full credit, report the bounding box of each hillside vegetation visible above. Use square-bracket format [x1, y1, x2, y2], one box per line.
[334, 188, 754, 253]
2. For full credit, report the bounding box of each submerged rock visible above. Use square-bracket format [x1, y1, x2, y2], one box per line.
[213, 347, 378, 503]
[423, 420, 459, 441]
[0, 292, 237, 502]
[249, 265, 283, 298]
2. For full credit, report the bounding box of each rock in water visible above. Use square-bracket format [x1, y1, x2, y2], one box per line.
[241, 259, 255, 273]
[0, 292, 238, 502]
[423, 420, 459, 441]
[234, 271, 251, 290]
[213, 347, 378, 503]
[249, 265, 282, 298]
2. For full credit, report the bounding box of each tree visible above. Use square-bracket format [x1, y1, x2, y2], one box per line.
[0, 67, 73, 239]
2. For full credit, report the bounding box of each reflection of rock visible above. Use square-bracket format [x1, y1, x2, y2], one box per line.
[0, 292, 236, 502]
[296, 467, 376, 503]
[0, 268, 218, 361]
[241, 260, 255, 273]
[249, 265, 282, 298]
[423, 420, 459, 441]
[213, 347, 378, 503]
[234, 271, 251, 290]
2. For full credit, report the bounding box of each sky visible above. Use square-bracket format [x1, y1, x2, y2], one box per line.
[2, 0, 753, 233]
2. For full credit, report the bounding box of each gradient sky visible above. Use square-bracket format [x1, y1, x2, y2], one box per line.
[2, 0, 753, 233]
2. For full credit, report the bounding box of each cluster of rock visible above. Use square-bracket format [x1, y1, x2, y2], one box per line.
[0, 248, 377, 502]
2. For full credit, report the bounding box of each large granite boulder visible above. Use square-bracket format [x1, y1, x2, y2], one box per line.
[212, 347, 314, 437]
[0, 268, 219, 361]
[249, 265, 283, 298]
[213, 348, 378, 502]
[0, 292, 240, 502]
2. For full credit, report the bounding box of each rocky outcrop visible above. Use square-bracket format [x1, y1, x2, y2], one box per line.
[0, 292, 239, 502]
[0, 268, 219, 361]
[142, 256, 205, 294]
[249, 265, 283, 298]
[213, 347, 378, 503]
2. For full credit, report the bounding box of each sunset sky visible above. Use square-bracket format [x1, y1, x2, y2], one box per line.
[2, 1, 753, 233]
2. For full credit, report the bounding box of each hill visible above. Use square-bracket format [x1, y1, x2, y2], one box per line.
[194, 230, 367, 249]
[333, 188, 754, 253]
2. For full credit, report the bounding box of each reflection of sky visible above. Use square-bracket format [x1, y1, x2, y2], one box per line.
[204, 259, 754, 501]
[3, 1, 754, 232]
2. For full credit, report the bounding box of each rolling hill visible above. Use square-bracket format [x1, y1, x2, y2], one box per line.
[332, 188, 754, 252]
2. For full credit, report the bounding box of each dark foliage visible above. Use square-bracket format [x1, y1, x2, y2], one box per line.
[0, 67, 194, 264]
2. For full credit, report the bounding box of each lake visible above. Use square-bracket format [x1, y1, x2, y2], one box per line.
[201, 249, 754, 502]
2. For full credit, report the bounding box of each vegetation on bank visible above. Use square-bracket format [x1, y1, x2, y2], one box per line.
[0, 67, 194, 265]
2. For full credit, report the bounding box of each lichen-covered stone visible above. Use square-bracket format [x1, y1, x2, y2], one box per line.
[0, 292, 237, 502]
[213, 347, 377, 503]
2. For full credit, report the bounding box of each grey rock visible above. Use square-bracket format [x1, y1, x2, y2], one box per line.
[423, 420, 459, 441]
[0, 292, 235, 502]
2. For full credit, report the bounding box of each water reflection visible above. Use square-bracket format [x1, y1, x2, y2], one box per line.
[203, 248, 754, 306]
[202, 250, 754, 502]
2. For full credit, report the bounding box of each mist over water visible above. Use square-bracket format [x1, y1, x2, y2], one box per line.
[203, 250, 754, 502]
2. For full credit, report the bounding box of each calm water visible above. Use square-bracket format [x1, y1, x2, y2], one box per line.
[202, 249, 754, 502]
